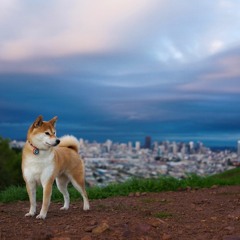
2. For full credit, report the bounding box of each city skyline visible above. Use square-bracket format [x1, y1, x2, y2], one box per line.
[1, 1, 240, 147]
[11, 135, 237, 187]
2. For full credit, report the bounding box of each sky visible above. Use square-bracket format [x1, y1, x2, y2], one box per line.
[1, 0, 240, 147]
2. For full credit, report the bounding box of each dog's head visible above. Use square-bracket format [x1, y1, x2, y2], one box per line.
[27, 115, 60, 150]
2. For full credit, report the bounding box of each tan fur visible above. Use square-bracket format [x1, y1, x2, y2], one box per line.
[22, 116, 90, 219]
[58, 135, 80, 153]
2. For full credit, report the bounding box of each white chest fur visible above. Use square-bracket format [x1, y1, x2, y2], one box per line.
[23, 151, 55, 186]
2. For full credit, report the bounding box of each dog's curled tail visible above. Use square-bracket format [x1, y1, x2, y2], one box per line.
[58, 135, 80, 153]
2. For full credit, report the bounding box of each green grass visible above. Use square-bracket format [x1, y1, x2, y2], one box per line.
[153, 212, 173, 219]
[1, 168, 240, 203]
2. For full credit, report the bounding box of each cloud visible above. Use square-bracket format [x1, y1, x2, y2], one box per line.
[1, 1, 240, 144]
[209, 40, 224, 54]
[180, 45, 240, 93]
[0, 0, 160, 61]
[1, 0, 240, 64]
[0, 0, 18, 22]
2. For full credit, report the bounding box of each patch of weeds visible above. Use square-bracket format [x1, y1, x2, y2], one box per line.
[3, 167, 240, 203]
[140, 198, 158, 204]
[141, 198, 169, 205]
[112, 203, 131, 211]
[153, 212, 173, 219]
[95, 203, 109, 211]
[217, 191, 239, 196]
[159, 199, 169, 204]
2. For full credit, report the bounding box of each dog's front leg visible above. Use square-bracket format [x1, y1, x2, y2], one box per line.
[25, 181, 37, 217]
[36, 180, 53, 220]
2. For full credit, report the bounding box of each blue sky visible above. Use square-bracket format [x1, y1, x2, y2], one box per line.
[1, 0, 240, 146]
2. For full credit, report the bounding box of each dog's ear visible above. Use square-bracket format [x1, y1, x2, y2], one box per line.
[33, 115, 43, 128]
[49, 116, 58, 127]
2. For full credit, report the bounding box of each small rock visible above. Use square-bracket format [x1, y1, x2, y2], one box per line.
[81, 236, 92, 240]
[84, 226, 95, 232]
[223, 236, 240, 240]
[136, 223, 151, 233]
[162, 233, 172, 240]
[148, 218, 166, 227]
[191, 203, 196, 209]
[139, 237, 154, 240]
[211, 217, 217, 221]
[142, 209, 152, 216]
[65, 225, 71, 230]
[211, 185, 218, 189]
[51, 238, 71, 240]
[224, 226, 235, 234]
[122, 223, 132, 238]
[129, 193, 134, 197]
[185, 225, 191, 230]
[135, 192, 141, 197]
[89, 220, 98, 226]
[92, 222, 110, 234]
[35, 230, 53, 239]
[178, 230, 184, 235]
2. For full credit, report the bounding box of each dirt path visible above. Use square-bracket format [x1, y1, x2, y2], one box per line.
[1, 186, 240, 240]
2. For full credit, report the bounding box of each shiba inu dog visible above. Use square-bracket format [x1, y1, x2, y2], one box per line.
[22, 115, 90, 219]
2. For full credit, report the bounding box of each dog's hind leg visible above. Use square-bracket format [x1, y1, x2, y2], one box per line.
[69, 171, 90, 211]
[56, 174, 70, 210]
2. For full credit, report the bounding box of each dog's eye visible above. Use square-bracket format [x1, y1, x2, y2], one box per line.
[45, 132, 50, 136]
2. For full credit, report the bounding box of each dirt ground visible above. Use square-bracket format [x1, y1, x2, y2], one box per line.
[1, 186, 240, 240]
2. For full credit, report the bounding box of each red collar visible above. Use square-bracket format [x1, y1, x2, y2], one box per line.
[28, 140, 40, 155]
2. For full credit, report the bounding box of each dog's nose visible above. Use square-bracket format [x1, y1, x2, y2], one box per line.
[56, 139, 60, 145]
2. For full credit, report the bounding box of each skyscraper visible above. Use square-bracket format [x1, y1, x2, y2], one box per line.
[105, 139, 112, 152]
[238, 140, 240, 160]
[189, 141, 195, 154]
[145, 136, 151, 149]
[135, 141, 141, 151]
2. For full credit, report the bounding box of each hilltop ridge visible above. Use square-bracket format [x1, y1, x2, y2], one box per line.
[1, 185, 240, 239]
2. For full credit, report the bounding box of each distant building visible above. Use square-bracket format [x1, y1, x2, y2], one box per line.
[153, 141, 159, 151]
[172, 142, 177, 155]
[79, 138, 84, 147]
[189, 141, 195, 154]
[128, 141, 132, 151]
[135, 141, 141, 151]
[145, 136, 151, 149]
[237, 140, 240, 160]
[105, 139, 112, 152]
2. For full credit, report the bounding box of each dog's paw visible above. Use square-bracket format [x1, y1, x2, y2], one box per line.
[83, 203, 90, 211]
[25, 212, 35, 217]
[60, 206, 69, 211]
[36, 213, 47, 220]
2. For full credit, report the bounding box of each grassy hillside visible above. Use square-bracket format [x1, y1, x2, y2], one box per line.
[1, 168, 240, 203]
